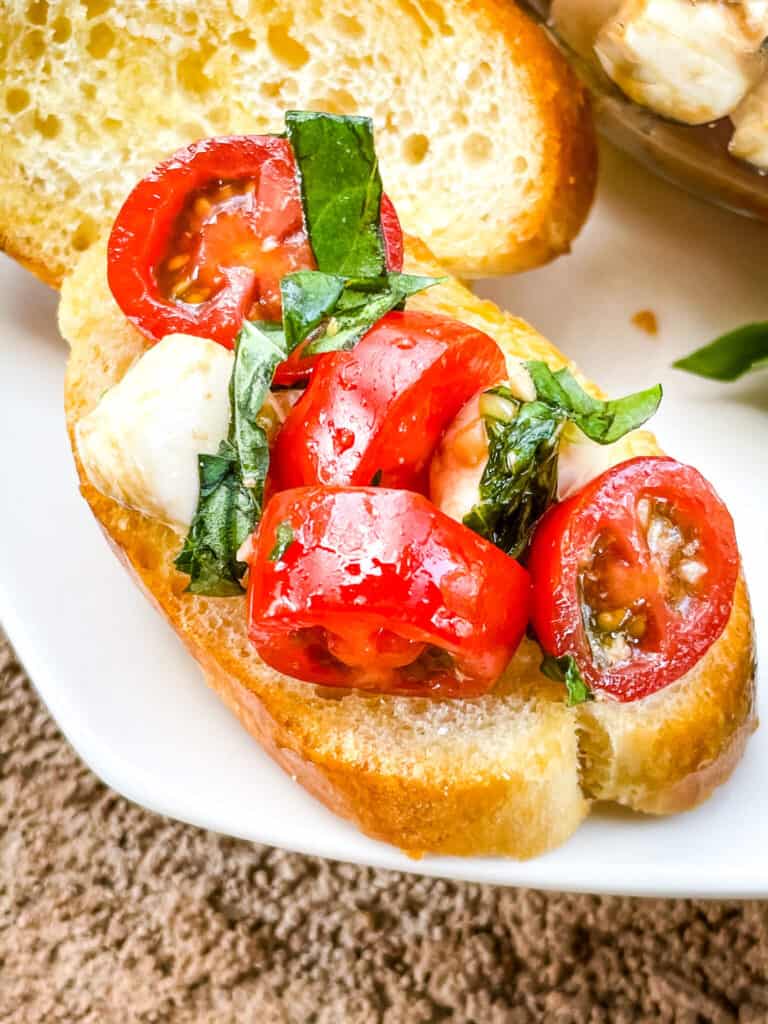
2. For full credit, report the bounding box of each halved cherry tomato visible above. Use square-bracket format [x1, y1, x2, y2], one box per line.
[270, 311, 507, 492]
[528, 457, 739, 702]
[107, 135, 403, 351]
[247, 487, 531, 697]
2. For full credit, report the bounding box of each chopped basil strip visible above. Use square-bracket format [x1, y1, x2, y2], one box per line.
[285, 110, 385, 277]
[231, 322, 286, 484]
[174, 443, 256, 597]
[370, 469, 383, 486]
[175, 322, 286, 596]
[268, 521, 295, 563]
[463, 388, 564, 559]
[674, 322, 768, 381]
[464, 367, 662, 558]
[280, 271, 441, 356]
[525, 361, 662, 444]
[540, 654, 593, 707]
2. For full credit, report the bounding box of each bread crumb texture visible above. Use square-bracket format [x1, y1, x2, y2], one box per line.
[0, 0, 596, 285]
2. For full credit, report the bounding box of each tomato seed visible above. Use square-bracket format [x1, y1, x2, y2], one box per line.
[166, 253, 189, 271]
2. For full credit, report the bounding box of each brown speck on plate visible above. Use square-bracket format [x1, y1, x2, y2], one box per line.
[631, 309, 658, 336]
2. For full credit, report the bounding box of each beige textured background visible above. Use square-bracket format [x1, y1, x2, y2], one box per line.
[2, 629, 767, 1023]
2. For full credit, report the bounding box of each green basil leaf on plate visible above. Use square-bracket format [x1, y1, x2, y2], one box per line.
[674, 322, 768, 380]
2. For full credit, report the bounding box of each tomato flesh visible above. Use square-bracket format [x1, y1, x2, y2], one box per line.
[156, 173, 312, 323]
[270, 311, 507, 492]
[528, 457, 739, 702]
[108, 135, 403, 351]
[247, 487, 531, 697]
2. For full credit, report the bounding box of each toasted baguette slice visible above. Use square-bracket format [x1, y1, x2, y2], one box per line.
[61, 234, 756, 859]
[0, 0, 596, 289]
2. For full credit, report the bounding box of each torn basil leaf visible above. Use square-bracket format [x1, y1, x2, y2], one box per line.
[463, 363, 662, 559]
[463, 388, 565, 560]
[285, 110, 385, 278]
[230, 321, 286, 484]
[174, 442, 257, 597]
[525, 361, 662, 444]
[268, 521, 295, 563]
[539, 654, 593, 707]
[673, 322, 768, 381]
[281, 272, 345, 353]
[280, 271, 441, 356]
[175, 322, 286, 596]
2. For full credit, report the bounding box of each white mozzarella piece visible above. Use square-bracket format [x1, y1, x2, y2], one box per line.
[557, 428, 627, 500]
[76, 333, 233, 532]
[430, 390, 488, 524]
[730, 71, 768, 168]
[596, 0, 768, 125]
[550, 0, 622, 59]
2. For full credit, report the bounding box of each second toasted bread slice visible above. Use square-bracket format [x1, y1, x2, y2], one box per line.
[0, 0, 596, 288]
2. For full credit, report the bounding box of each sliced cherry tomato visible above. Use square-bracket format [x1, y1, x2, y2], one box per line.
[247, 487, 531, 697]
[528, 457, 739, 702]
[270, 311, 507, 492]
[108, 136, 403, 351]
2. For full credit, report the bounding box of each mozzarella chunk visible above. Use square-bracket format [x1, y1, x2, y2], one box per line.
[76, 334, 233, 532]
[556, 426, 628, 500]
[595, 0, 768, 125]
[730, 71, 768, 168]
[550, 0, 622, 59]
[430, 390, 488, 524]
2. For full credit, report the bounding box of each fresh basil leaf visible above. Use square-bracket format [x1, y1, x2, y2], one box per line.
[370, 469, 383, 486]
[673, 322, 768, 380]
[463, 388, 565, 559]
[525, 361, 662, 444]
[231, 321, 286, 484]
[280, 271, 441, 356]
[539, 654, 593, 707]
[285, 110, 385, 277]
[174, 442, 256, 596]
[268, 521, 295, 562]
[281, 272, 346, 353]
[175, 323, 286, 596]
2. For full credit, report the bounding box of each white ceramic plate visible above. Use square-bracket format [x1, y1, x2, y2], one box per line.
[1, 144, 766, 897]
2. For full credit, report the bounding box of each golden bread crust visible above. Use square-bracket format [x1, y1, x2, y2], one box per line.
[60, 235, 755, 858]
[460, 0, 597, 276]
[579, 575, 757, 813]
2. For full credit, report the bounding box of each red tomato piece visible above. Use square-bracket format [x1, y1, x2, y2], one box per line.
[246, 487, 531, 697]
[528, 457, 739, 702]
[108, 136, 403, 351]
[270, 311, 507, 492]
